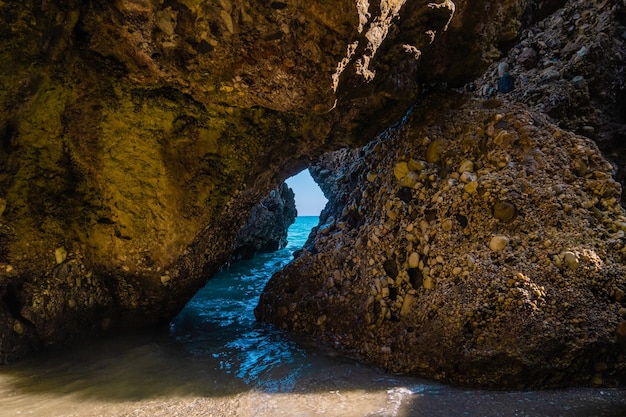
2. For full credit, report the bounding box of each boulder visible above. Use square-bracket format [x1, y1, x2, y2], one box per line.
[256, 97, 626, 388]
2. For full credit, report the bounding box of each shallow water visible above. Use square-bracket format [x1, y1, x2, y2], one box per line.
[1, 217, 625, 416]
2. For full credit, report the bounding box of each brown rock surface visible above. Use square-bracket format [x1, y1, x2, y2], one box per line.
[0, 1, 531, 362]
[256, 0, 626, 388]
[475, 0, 626, 197]
[256, 96, 626, 388]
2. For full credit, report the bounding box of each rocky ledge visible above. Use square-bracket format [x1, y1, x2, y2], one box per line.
[256, 96, 626, 388]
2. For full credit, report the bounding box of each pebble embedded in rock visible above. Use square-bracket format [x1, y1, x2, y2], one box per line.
[489, 235, 509, 251]
[572, 75, 586, 90]
[55, 247, 67, 264]
[400, 293, 415, 316]
[458, 159, 474, 173]
[464, 181, 478, 194]
[517, 47, 538, 69]
[460, 171, 477, 183]
[408, 159, 426, 172]
[498, 73, 515, 93]
[394, 162, 409, 180]
[561, 251, 579, 270]
[497, 62, 509, 77]
[493, 201, 517, 223]
[425, 140, 443, 163]
[423, 276, 434, 289]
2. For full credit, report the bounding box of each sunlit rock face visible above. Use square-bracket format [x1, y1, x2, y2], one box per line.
[0, 0, 531, 362]
[256, 96, 626, 388]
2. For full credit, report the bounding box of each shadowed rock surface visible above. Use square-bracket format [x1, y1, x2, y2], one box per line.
[231, 183, 297, 261]
[257, 96, 626, 388]
[257, 0, 626, 388]
[0, 0, 531, 363]
[476, 0, 626, 196]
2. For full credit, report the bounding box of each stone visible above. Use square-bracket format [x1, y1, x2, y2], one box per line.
[408, 159, 427, 172]
[489, 235, 510, 251]
[55, 247, 67, 264]
[464, 181, 479, 194]
[460, 171, 477, 183]
[394, 162, 410, 181]
[458, 159, 474, 173]
[155, 9, 177, 36]
[493, 201, 517, 223]
[256, 99, 626, 389]
[425, 140, 443, 163]
[561, 251, 579, 270]
[230, 183, 297, 261]
[498, 73, 515, 93]
[517, 47, 538, 69]
[400, 293, 415, 316]
[572, 75, 587, 90]
[423, 276, 434, 289]
[497, 62, 510, 78]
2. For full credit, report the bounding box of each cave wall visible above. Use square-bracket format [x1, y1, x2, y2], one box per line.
[0, 0, 530, 362]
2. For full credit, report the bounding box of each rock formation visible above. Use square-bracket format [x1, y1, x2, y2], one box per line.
[231, 183, 297, 261]
[256, 0, 626, 388]
[0, 0, 531, 363]
[257, 96, 626, 388]
[475, 0, 626, 197]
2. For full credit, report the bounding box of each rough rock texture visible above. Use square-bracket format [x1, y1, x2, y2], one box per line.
[0, 0, 533, 362]
[231, 183, 297, 261]
[475, 0, 626, 196]
[257, 0, 626, 388]
[256, 96, 626, 388]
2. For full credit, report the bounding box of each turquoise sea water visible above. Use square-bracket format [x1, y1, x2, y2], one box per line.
[1, 216, 626, 416]
[169, 216, 320, 391]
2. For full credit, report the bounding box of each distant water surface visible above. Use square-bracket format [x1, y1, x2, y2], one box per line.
[1, 216, 625, 416]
